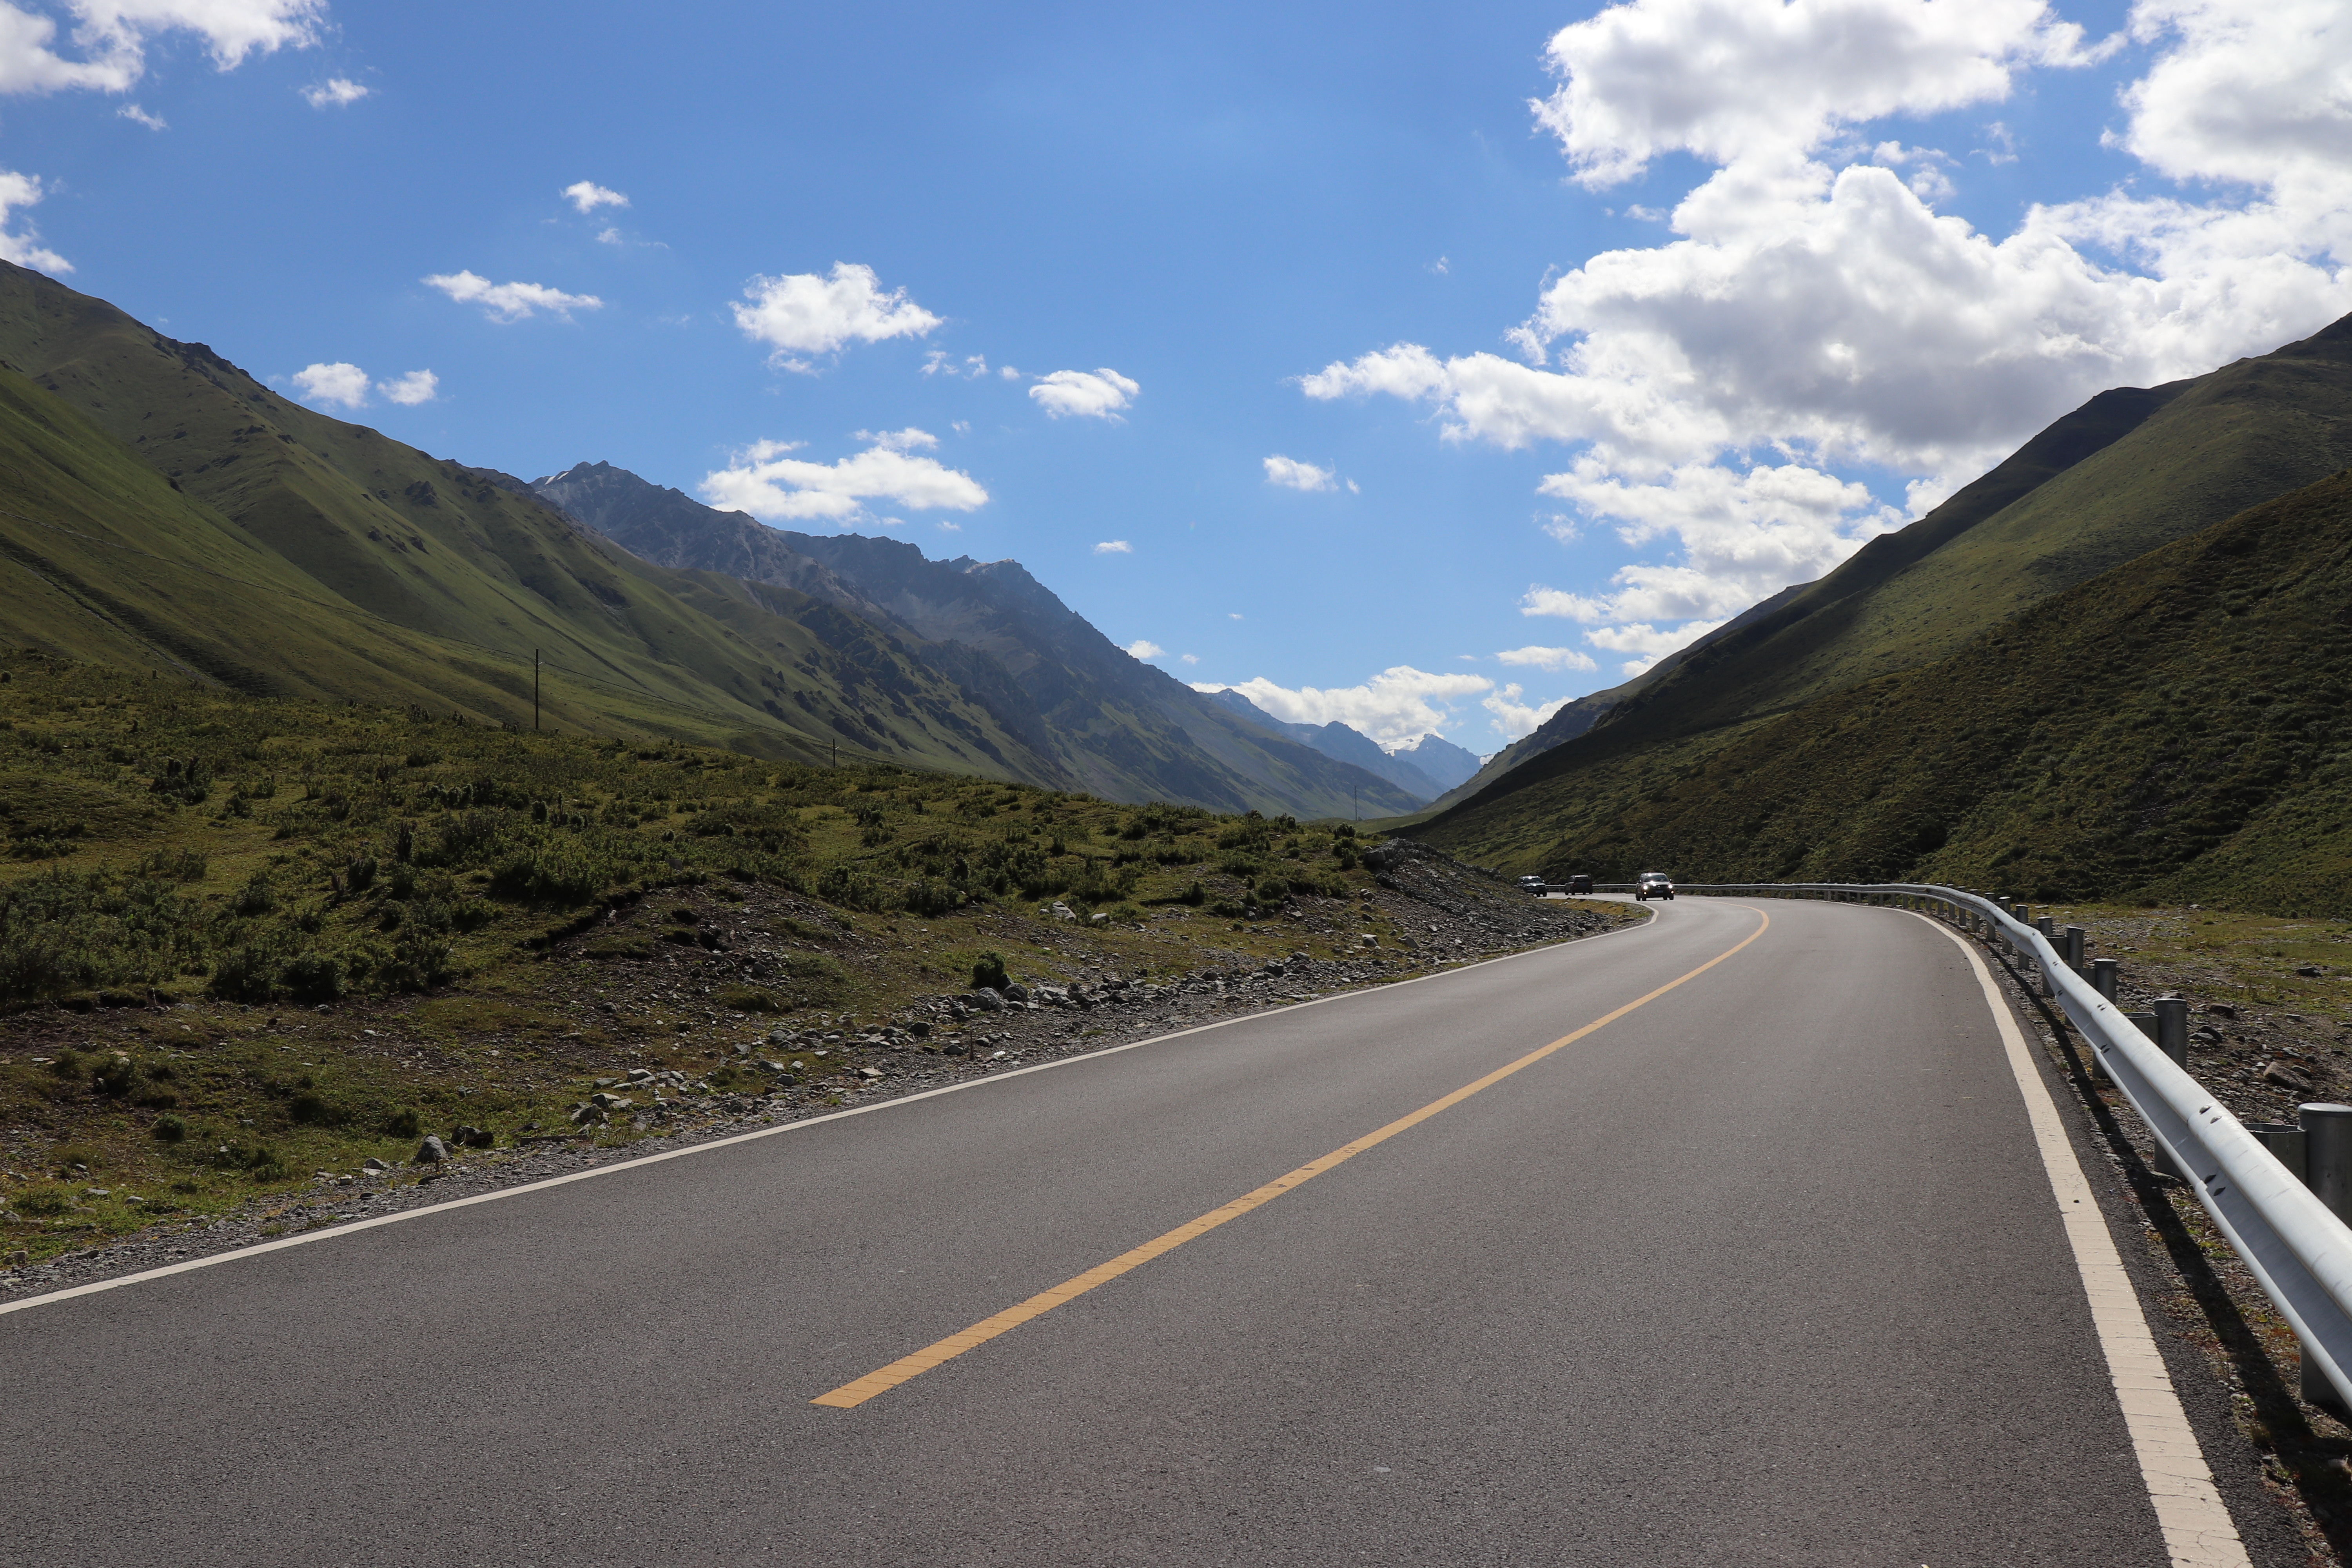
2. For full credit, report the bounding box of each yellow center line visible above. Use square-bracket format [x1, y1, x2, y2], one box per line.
[812, 904, 1772, 1410]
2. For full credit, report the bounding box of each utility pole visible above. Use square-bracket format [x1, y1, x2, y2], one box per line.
[1352, 782, 1359, 821]
[533, 649, 541, 732]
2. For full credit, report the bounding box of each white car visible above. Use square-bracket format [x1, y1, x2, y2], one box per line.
[1635, 872, 1675, 901]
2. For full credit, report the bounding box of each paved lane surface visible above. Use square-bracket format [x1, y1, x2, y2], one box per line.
[5, 899, 2201, 1564]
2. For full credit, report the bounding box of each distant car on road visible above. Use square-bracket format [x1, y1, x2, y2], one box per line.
[1565, 874, 1593, 895]
[1517, 874, 1547, 895]
[1635, 872, 1675, 901]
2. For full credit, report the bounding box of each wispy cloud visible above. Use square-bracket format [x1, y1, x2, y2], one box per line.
[1495, 645, 1597, 671]
[1094, 539, 1133, 554]
[425, 270, 602, 322]
[302, 76, 368, 109]
[117, 102, 164, 129]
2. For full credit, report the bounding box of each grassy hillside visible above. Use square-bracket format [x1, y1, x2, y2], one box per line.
[0, 650, 1624, 1270]
[0, 263, 1049, 777]
[1436, 315, 2352, 843]
[1420, 468, 2352, 915]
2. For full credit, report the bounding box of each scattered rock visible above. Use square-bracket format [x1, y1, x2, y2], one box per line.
[1003, 984, 1030, 1003]
[362, 1157, 390, 1172]
[2208, 1002, 2240, 1020]
[970, 988, 1004, 1012]
[454, 1125, 494, 1149]
[2261, 1061, 2312, 1091]
[857, 1067, 883, 1080]
[414, 1135, 450, 1165]
[1089, 912, 1110, 926]
[2298, 964, 2325, 977]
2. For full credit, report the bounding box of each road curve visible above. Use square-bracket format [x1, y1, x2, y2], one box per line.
[0, 897, 2263, 1564]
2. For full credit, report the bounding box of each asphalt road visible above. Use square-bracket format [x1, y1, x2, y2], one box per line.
[2, 897, 2229, 1564]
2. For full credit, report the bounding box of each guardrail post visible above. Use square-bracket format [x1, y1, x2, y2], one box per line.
[2299, 1103, 2352, 1417]
[2063, 925, 2087, 973]
[2154, 997, 2189, 1068]
[2092, 957, 2119, 1001]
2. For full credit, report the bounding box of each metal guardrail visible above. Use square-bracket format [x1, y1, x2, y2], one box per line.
[1672, 880, 2352, 1414]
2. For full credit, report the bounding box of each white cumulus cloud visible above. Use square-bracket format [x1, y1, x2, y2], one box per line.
[1495, 645, 1599, 671]
[0, 0, 321, 96]
[1530, 459, 1895, 624]
[379, 369, 438, 406]
[1581, 618, 1730, 677]
[1197, 667, 1493, 748]
[1301, 0, 2352, 677]
[0, 169, 68, 271]
[730, 262, 941, 371]
[699, 430, 987, 524]
[1531, 0, 2103, 189]
[1123, 639, 1164, 660]
[425, 270, 602, 322]
[1094, 539, 1133, 554]
[1483, 683, 1574, 741]
[1263, 454, 1339, 492]
[291, 361, 368, 410]
[1030, 367, 1139, 419]
[289, 362, 437, 410]
[563, 180, 627, 214]
[302, 75, 366, 108]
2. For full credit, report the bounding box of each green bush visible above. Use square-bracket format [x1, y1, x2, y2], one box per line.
[278, 951, 343, 1005]
[134, 847, 209, 882]
[233, 870, 275, 917]
[971, 951, 1010, 991]
[903, 878, 960, 917]
[288, 1090, 344, 1126]
[151, 1113, 187, 1142]
[207, 944, 276, 1003]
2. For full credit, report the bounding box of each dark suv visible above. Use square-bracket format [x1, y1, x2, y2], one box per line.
[1565, 874, 1593, 895]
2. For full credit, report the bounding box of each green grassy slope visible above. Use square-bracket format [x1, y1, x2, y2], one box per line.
[0, 263, 1048, 776]
[1421, 468, 2352, 915]
[1431, 314, 2352, 842]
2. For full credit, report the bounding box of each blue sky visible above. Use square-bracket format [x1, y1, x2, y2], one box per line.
[0, 0, 2345, 750]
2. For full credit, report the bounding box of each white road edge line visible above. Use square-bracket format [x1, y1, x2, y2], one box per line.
[1, 903, 1667, 1320]
[1919, 913, 2251, 1568]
